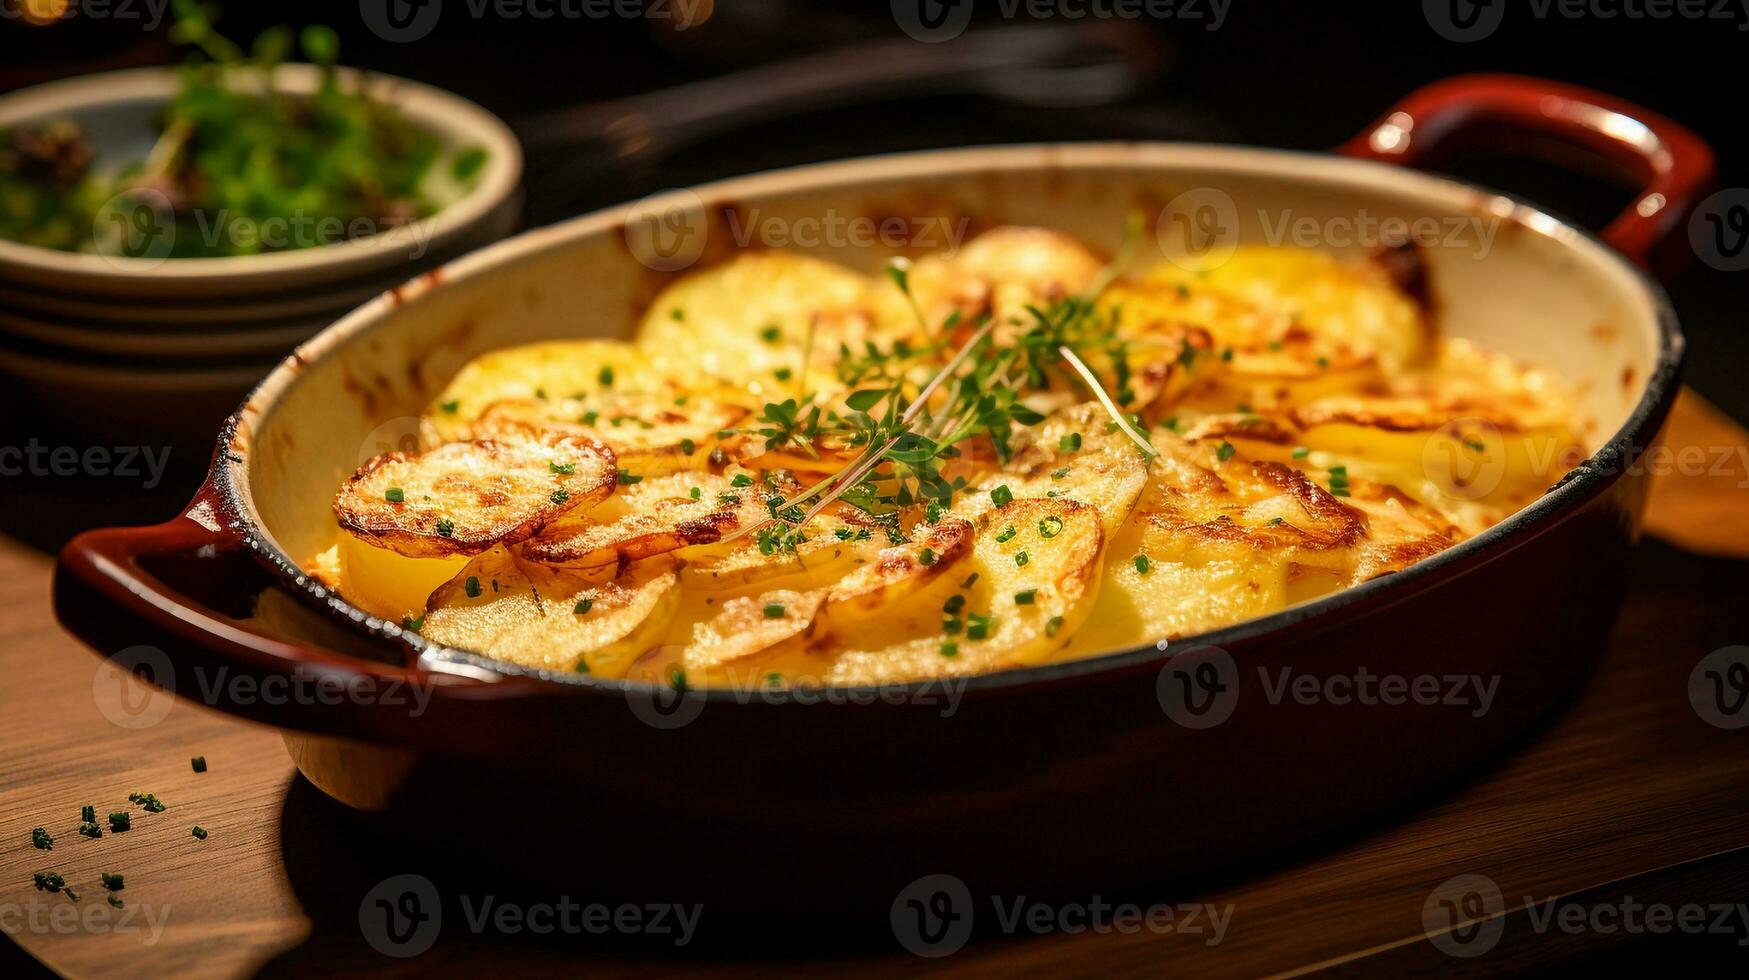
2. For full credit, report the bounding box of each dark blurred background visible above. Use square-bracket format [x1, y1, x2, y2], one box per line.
[2, 0, 1746, 547]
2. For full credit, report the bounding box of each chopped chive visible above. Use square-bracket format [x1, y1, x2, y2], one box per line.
[1266, 516, 1285, 526]
[80, 805, 95, 823]
[943, 594, 966, 615]
[31, 828, 51, 850]
[1038, 516, 1064, 538]
[549, 461, 575, 474]
[1292, 446, 1310, 459]
[582, 410, 600, 425]
[401, 615, 424, 632]
[465, 576, 482, 598]
[439, 399, 459, 414]
[670, 307, 685, 321]
[107, 812, 130, 832]
[100, 872, 123, 891]
[731, 473, 753, 488]
[996, 525, 1018, 543]
[1046, 615, 1066, 637]
[918, 547, 936, 567]
[1134, 553, 1152, 574]
[680, 439, 696, 455]
[774, 367, 793, 381]
[668, 667, 688, 692]
[78, 823, 102, 839]
[1059, 432, 1082, 452]
[107, 895, 124, 909]
[763, 602, 786, 619]
[689, 486, 702, 500]
[1051, 466, 1070, 480]
[759, 324, 782, 343]
[434, 518, 455, 538]
[192, 826, 208, 840]
[1014, 551, 1030, 567]
[939, 640, 959, 658]
[962, 572, 979, 589]
[191, 757, 206, 773]
[1464, 438, 1486, 452]
[966, 614, 994, 641]
[926, 502, 943, 524]
[1216, 441, 1236, 462]
[384, 487, 405, 503]
[1014, 590, 1038, 605]
[598, 366, 614, 387]
[617, 470, 643, 485]
[574, 598, 594, 615]
[990, 484, 1013, 506]
[549, 488, 569, 505]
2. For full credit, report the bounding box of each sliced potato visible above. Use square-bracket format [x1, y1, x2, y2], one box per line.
[424, 340, 659, 443]
[825, 516, 973, 623]
[334, 435, 616, 558]
[1130, 245, 1431, 368]
[423, 548, 678, 677]
[902, 227, 1106, 336]
[635, 251, 888, 388]
[468, 391, 745, 476]
[522, 472, 770, 568]
[955, 403, 1150, 536]
[676, 502, 890, 592]
[684, 589, 826, 674]
[829, 499, 1105, 684]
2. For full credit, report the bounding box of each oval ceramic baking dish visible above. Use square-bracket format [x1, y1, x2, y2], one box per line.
[54, 75, 1710, 924]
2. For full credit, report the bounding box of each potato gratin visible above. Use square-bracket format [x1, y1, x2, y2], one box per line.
[313, 228, 1581, 688]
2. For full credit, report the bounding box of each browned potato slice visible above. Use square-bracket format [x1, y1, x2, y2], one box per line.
[825, 517, 974, 622]
[468, 391, 746, 476]
[685, 589, 826, 674]
[676, 502, 889, 592]
[828, 499, 1105, 684]
[901, 227, 1106, 335]
[522, 472, 770, 569]
[955, 403, 1150, 536]
[334, 435, 616, 558]
[424, 340, 658, 443]
[423, 548, 678, 677]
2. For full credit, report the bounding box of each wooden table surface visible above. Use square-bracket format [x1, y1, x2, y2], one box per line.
[5, 391, 1749, 977]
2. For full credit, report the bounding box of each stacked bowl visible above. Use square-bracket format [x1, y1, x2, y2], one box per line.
[0, 65, 523, 452]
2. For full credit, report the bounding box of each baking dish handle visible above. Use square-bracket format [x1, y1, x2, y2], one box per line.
[53, 472, 544, 739]
[1338, 74, 1715, 273]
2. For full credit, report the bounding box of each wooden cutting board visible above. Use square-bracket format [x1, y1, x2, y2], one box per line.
[3, 388, 1748, 977]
